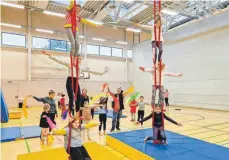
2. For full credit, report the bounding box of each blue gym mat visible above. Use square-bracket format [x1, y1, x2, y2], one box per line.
[1, 127, 21, 142]
[94, 110, 127, 118]
[21, 126, 41, 139]
[109, 129, 229, 160]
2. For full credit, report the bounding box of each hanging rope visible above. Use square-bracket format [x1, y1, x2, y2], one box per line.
[68, 0, 77, 155]
[152, 0, 163, 128]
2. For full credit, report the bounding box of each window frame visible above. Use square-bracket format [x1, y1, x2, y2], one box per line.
[111, 47, 123, 57]
[50, 38, 67, 52]
[32, 36, 51, 50]
[99, 45, 112, 56]
[87, 44, 100, 55]
[1, 32, 26, 47]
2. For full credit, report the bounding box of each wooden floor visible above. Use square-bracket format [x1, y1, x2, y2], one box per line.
[1, 106, 229, 160]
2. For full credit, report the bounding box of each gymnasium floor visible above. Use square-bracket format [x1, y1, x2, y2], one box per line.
[1, 105, 229, 160]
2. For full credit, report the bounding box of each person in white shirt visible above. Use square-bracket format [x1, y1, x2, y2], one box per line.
[139, 63, 183, 107]
[42, 51, 108, 116]
[136, 14, 163, 64]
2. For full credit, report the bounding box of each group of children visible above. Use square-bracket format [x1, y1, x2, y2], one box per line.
[36, 2, 184, 159]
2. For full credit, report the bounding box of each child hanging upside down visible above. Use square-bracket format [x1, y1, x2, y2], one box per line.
[139, 63, 183, 107]
[50, 116, 98, 160]
[136, 104, 182, 144]
[42, 51, 107, 116]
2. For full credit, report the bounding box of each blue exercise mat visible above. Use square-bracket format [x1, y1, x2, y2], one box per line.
[21, 126, 41, 139]
[1, 89, 9, 123]
[1, 127, 21, 142]
[109, 129, 229, 160]
[94, 110, 127, 118]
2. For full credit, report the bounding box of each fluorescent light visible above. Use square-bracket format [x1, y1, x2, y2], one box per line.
[86, 19, 103, 26]
[116, 41, 128, 45]
[92, 38, 106, 42]
[43, 10, 65, 18]
[161, 9, 178, 16]
[0, 22, 21, 28]
[0, 1, 24, 9]
[79, 35, 84, 39]
[123, 0, 134, 3]
[36, 28, 54, 34]
[126, 27, 141, 33]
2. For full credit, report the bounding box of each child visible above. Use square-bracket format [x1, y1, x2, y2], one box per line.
[136, 104, 182, 144]
[65, 0, 100, 57]
[137, 96, 147, 126]
[98, 97, 108, 136]
[164, 89, 169, 106]
[39, 103, 50, 144]
[129, 99, 138, 121]
[51, 116, 98, 160]
[81, 101, 99, 141]
[136, 14, 163, 64]
[60, 94, 66, 118]
[139, 63, 182, 107]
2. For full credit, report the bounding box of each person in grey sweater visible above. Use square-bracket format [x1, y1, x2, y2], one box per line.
[29, 90, 58, 127]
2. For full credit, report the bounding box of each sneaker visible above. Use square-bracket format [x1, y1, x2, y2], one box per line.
[110, 129, 115, 132]
[144, 136, 149, 143]
[103, 131, 106, 135]
[116, 128, 121, 131]
[99, 131, 103, 136]
[164, 141, 168, 145]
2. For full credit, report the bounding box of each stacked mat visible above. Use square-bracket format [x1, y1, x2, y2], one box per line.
[1, 125, 41, 142]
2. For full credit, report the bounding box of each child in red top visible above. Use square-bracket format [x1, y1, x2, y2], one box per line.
[60, 94, 66, 118]
[129, 100, 138, 121]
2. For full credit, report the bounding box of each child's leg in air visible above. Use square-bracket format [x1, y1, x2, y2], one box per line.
[157, 41, 163, 62]
[158, 86, 165, 107]
[66, 28, 76, 57]
[151, 85, 157, 108]
[151, 41, 157, 64]
[74, 32, 80, 57]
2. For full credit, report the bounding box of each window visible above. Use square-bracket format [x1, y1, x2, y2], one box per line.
[1, 32, 26, 47]
[87, 44, 99, 55]
[100, 46, 111, 56]
[67, 42, 82, 53]
[127, 50, 132, 58]
[112, 48, 123, 57]
[33, 37, 50, 49]
[51, 39, 67, 52]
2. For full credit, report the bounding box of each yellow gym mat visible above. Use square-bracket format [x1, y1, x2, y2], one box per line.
[17, 142, 123, 160]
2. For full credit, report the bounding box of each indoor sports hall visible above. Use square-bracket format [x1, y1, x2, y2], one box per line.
[1, 0, 229, 160]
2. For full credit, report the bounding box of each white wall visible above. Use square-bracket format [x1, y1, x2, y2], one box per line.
[132, 10, 229, 111]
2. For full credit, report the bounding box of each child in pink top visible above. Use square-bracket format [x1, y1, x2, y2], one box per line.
[129, 100, 138, 121]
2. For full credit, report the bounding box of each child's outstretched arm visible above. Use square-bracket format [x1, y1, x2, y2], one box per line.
[164, 114, 182, 126]
[107, 86, 116, 99]
[30, 96, 45, 103]
[139, 66, 154, 73]
[80, 18, 101, 27]
[164, 72, 183, 77]
[52, 128, 67, 135]
[84, 122, 98, 129]
[67, 0, 74, 11]
[42, 51, 69, 68]
[81, 68, 105, 76]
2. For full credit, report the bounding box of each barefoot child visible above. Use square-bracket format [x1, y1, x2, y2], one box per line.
[39, 103, 50, 144]
[81, 101, 99, 140]
[51, 117, 98, 160]
[136, 104, 182, 144]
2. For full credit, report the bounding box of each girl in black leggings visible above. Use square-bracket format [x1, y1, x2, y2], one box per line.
[42, 51, 107, 116]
